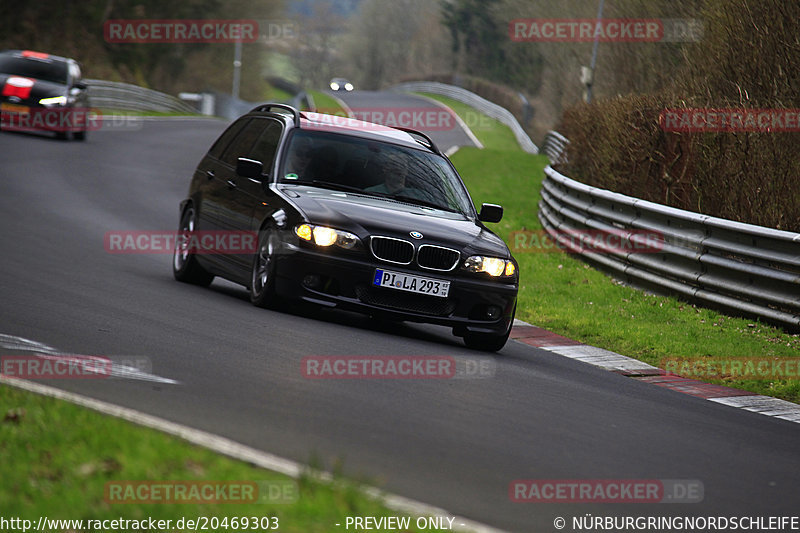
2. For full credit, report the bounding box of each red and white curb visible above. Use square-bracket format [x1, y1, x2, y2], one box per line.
[510, 320, 800, 424]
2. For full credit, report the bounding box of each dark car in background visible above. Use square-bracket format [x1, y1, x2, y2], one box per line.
[173, 104, 518, 351]
[0, 49, 90, 140]
[329, 77, 354, 91]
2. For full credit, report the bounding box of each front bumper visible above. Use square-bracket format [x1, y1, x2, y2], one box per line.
[0, 100, 90, 133]
[273, 243, 517, 336]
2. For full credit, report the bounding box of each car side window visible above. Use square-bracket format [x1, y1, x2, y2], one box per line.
[208, 119, 250, 160]
[248, 119, 283, 170]
[220, 119, 268, 167]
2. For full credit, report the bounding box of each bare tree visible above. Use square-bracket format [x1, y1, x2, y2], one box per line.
[341, 0, 452, 89]
[286, 2, 349, 90]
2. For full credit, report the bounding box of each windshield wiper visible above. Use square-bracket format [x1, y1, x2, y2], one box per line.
[394, 194, 459, 213]
[304, 180, 365, 194]
[367, 192, 458, 213]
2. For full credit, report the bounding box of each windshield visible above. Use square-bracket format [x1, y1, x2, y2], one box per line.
[279, 130, 475, 216]
[0, 56, 68, 85]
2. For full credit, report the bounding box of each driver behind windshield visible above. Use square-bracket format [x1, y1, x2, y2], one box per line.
[365, 152, 430, 202]
[284, 137, 313, 179]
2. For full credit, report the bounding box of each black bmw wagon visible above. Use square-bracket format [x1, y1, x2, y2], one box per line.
[173, 104, 518, 351]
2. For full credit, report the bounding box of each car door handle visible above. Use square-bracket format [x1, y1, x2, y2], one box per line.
[206, 170, 215, 180]
[226, 179, 237, 189]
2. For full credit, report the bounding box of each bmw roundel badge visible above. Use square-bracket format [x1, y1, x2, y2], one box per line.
[410, 231, 423, 240]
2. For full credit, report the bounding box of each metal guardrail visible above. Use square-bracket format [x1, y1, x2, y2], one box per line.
[539, 131, 800, 329]
[541, 130, 569, 164]
[85, 79, 314, 120]
[210, 91, 256, 121]
[85, 79, 197, 114]
[392, 81, 539, 154]
[213, 90, 314, 121]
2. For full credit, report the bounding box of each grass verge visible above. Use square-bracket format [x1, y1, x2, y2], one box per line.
[422, 93, 800, 404]
[0, 383, 457, 531]
[416, 93, 518, 151]
[307, 90, 347, 115]
[261, 84, 293, 104]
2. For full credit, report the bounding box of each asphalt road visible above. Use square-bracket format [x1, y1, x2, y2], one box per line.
[1, 112, 799, 532]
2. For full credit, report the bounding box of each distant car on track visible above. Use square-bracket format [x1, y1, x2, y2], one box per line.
[329, 77, 354, 91]
[0, 49, 90, 140]
[173, 104, 518, 351]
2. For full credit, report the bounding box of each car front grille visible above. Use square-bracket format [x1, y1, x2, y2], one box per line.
[355, 285, 456, 316]
[417, 245, 460, 271]
[370, 236, 414, 265]
[370, 237, 461, 271]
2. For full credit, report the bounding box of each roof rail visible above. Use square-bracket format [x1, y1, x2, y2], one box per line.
[394, 127, 441, 155]
[250, 103, 300, 127]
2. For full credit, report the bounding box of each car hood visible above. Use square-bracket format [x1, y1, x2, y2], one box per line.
[0, 74, 67, 103]
[280, 185, 511, 257]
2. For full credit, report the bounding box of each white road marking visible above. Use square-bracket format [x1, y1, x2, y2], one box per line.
[0, 333, 178, 384]
[543, 344, 660, 374]
[411, 93, 484, 150]
[0, 333, 61, 354]
[445, 146, 460, 157]
[710, 396, 800, 423]
[325, 93, 354, 118]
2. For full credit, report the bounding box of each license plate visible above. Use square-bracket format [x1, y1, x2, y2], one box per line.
[373, 269, 450, 298]
[1, 103, 29, 114]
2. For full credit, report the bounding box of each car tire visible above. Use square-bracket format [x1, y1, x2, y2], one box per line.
[250, 227, 280, 308]
[172, 206, 214, 286]
[73, 130, 86, 141]
[463, 305, 515, 352]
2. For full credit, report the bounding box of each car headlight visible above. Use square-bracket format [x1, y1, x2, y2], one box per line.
[464, 255, 516, 277]
[39, 96, 68, 107]
[344, 83, 354, 91]
[295, 224, 359, 249]
[330, 82, 340, 91]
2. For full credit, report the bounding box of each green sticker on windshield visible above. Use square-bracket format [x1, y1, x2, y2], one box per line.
[284, 173, 299, 180]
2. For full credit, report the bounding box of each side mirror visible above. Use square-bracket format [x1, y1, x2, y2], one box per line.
[237, 157, 263, 179]
[478, 203, 503, 223]
[73, 81, 87, 90]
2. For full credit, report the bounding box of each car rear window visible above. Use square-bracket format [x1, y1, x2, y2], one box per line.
[0, 55, 68, 84]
